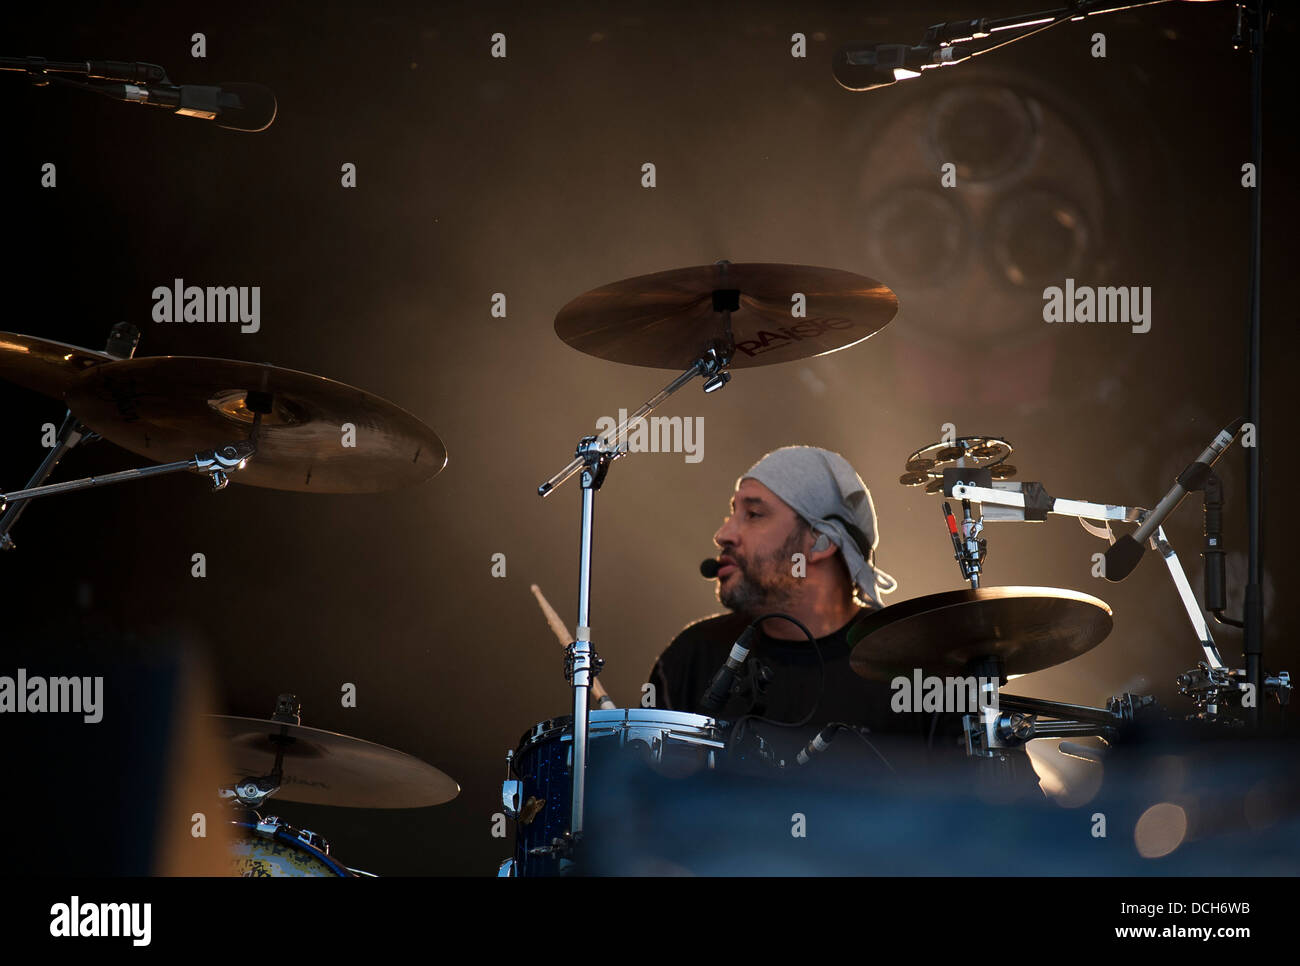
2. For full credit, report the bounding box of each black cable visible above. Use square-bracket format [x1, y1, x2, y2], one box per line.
[968, 13, 1076, 59]
[1211, 610, 1245, 629]
[42, 75, 123, 100]
[724, 611, 824, 756]
[826, 722, 898, 777]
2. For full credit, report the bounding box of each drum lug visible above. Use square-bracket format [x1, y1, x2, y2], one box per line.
[501, 779, 522, 819]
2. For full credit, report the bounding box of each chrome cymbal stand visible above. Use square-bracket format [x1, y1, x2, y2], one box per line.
[0, 440, 255, 512]
[536, 345, 731, 868]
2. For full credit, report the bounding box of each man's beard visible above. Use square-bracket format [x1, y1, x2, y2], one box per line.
[717, 529, 805, 617]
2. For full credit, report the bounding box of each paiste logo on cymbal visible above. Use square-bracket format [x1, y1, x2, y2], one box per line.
[733, 317, 858, 358]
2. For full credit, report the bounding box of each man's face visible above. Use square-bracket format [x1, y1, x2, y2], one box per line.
[712, 478, 808, 615]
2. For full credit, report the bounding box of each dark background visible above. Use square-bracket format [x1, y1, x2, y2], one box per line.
[3, 0, 1296, 875]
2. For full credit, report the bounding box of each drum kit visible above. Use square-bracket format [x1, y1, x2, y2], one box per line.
[0, 258, 1290, 877]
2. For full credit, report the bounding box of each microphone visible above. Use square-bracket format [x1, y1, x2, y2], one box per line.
[93, 80, 277, 131]
[1103, 418, 1245, 582]
[795, 724, 842, 765]
[833, 42, 971, 92]
[700, 558, 721, 579]
[698, 624, 757, 714]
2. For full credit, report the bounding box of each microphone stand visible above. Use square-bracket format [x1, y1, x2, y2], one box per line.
[914, 0, 1172, 49]
[1238, 1, 1266, 731]
[835, 1, 1172, 89]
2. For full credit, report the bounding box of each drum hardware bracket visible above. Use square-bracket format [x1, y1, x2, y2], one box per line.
[253, 815, 332, 854]
[499, 782, 522, 821]
[1177, 663, 1290, 722]
[702, 370, 731, 393]
[564, 641, 603, 686]
[949, 479, 1280, 686]
[732, 659, 773, 718]
[218, 692, 301, 808]
[964, 691, 1159, 758]
[537, 345, 731, 499]
[576, 435, 618, 491]
[501, 747, 523, 819]
[527, 831, 577, 862]
[220, 774, 282, 809]
[0, 438, 256, 512]
[941, 499, 985, 589]
[270, 692, 302, 725]
[964, 710, 1036, 758]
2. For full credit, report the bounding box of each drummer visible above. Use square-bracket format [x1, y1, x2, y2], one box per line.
[647, 445, 963, 768]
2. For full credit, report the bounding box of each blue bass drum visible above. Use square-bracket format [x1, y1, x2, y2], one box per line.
[501, 709, 728, 877]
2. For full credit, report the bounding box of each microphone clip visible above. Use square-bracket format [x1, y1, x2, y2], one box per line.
[734, 658, 773, 717]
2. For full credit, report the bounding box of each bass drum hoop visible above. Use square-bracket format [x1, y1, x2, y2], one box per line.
[229, 820, 355, 878]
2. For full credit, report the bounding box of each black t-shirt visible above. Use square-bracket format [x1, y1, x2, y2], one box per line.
[648, 608, 969, 771]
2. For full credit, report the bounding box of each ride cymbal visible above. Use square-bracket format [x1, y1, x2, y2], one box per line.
[554, 261, 898, 370]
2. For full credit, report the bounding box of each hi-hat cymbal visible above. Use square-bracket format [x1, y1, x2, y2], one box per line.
[0, 332, 112, 399]
[210, 715, 460, 809]
[66, 357, 446, 493]
[554, 262, 898, 370]
[847, 586, 1112, 681]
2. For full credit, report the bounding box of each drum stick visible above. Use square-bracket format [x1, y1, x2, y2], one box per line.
[529, 584, 616, 709]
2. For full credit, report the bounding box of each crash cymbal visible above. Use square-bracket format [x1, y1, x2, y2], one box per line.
[847, 586, 1112, 680]
[554, 261, 898, 370]
[210, 715, 460, 809]
[0, 332, 112, 399]
[66, 356, 446, 493]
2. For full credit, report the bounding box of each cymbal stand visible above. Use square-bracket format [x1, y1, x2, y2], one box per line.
[0, 440, 255, 513]
[218, 693, 301, 810]
[949, 479, 1291, 719]
[0, 322, 139, 550]
[536, 343, 731, 866]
